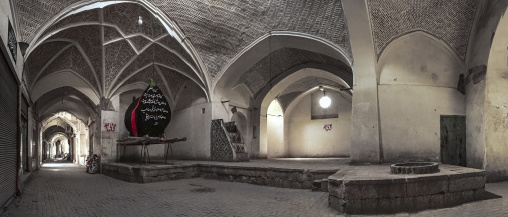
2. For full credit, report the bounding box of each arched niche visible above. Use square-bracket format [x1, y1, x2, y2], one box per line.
[254, 68, 349, 158]
[378, 31, 464, 86]
[284, 86, 351, 158]
[377, 31, 466, 162]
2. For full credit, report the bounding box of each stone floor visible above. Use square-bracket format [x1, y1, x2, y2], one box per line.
[1, 160, 507, 217]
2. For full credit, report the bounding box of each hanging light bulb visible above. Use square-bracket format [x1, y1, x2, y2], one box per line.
[319, 86, 331, 108]
[137, 16, 143, 25]
[319, 95, 331, 109]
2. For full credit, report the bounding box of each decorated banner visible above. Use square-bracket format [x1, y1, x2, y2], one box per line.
[124, 79, 171, 137]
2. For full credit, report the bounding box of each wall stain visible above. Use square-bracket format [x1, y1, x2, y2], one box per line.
[420, 64, 427, 72]
[432, 73, 439, 82]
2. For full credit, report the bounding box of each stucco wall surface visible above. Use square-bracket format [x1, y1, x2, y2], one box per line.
[465, 1, 508, 170]
[379, 85, 465, 162]
[485, 8, 508, 182]
[286, 91, 351, 157]
[378, 32, 465, 162]
[267, 100, 285, 158]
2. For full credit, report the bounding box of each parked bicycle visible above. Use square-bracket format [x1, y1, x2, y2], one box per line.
[85, 153, 99, 174]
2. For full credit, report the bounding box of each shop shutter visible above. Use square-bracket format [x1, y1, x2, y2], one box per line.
[0, 51, 18, 209]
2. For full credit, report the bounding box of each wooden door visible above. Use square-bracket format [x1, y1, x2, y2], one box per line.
[440, 115, 466, 166]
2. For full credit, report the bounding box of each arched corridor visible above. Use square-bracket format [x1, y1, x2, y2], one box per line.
[2, 0, 508, 215]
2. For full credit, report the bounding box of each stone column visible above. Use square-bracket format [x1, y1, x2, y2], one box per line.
[342, 0, 381, 163]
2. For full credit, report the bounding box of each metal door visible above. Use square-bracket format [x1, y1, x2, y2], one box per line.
[0, 49, 19, 209]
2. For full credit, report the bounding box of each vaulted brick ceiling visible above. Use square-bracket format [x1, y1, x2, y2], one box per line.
[17, 0, 482, 109]
[23, 3, 202, 105]
[368, 0, 479, 59]
[235, 48, 352, 98]
[18, 0, 353, 91]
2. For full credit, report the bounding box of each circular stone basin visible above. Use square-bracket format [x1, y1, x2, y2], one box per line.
[390, 162, 439, 174]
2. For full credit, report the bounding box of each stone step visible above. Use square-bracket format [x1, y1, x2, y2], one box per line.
[312, 179, 329, 192]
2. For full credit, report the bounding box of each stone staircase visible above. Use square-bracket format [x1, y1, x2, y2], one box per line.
[211, 119, 248, 162]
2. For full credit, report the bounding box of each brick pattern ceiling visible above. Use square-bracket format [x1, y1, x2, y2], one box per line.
[368, 0, 479, 59]
[153, 0, 352, 82]
[23, 3, 204, 103]
[17, 0, 353, 85]
[16, 0, 82, 41]
[236, 48, 352, 98]
[17, 0, 482, 106]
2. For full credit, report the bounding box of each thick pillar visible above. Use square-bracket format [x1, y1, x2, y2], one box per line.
[100, 96, 119, 164]
[342, 0, 381, 163]
[484, 8, 508, 182]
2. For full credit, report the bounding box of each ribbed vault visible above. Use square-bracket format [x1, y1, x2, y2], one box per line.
[23, 2, 206, 114]
[17, 0, 353, 87]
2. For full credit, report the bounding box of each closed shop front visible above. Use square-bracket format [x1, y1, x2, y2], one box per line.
[0, 48, 19, 208]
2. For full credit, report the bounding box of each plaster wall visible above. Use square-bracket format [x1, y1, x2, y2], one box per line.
[100, 110, 119, 163]
[258, 115, 267, 158]
[466, 78, 487, 169]
[379, 85, 465, 162]
[266, 100, 285, 158]
[159, 102, 212, 160]
[286, 91, 351, 157]
[79, 132, 88, 164]
[484, 8, 508, 182]
[174, 82, 207, 112]
[378, 33, 465, 162]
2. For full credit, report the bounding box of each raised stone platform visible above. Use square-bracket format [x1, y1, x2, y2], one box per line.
[102, 158, 345, 189]
[328, 164, 487, 214]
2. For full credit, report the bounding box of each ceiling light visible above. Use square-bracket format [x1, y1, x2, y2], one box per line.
[319, 86, 331, 109]
[319, 95, 331, 108]
[138, 16, 143, 25]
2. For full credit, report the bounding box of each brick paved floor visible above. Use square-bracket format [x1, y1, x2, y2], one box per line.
[2, 161, 507, 217]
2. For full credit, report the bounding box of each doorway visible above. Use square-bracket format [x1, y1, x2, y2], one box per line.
[440, 115, 466, 166]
